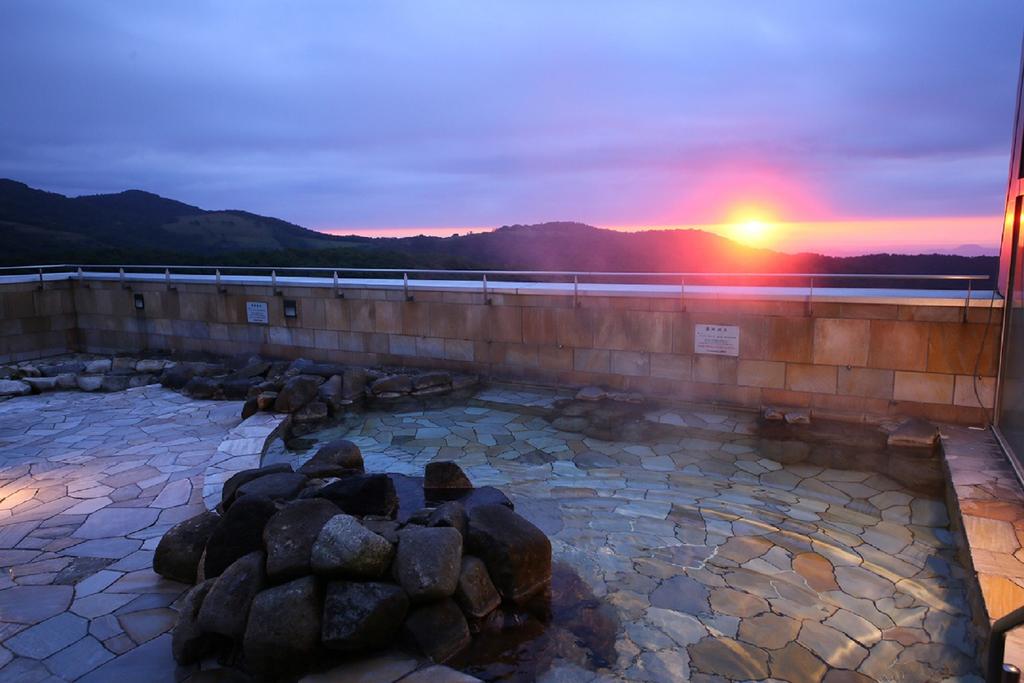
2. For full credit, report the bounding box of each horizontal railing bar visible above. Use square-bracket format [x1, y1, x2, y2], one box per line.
[0, 264, 993, 281]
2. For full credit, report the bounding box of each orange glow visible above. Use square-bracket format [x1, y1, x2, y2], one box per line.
[723, 205, 778, 247]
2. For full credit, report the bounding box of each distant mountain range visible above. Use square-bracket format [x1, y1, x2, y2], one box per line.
[0, 179, 997, 286]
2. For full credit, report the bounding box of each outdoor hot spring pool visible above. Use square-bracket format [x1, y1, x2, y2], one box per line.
[266, 386, 980, 683]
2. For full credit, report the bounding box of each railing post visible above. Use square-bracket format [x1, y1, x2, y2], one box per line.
[964, 278, 973, 323]
[216, 268, 225, 293]
[333, 270, 343, 298]
[680, 277, 686, 312]
[573, 274, 579, 308]
[482, 274, 491, 305]
[272, 270, 281, 296]
[806, 276, 814, 316]
[165, 267, 176, 291]
[119, 267, 129, 290]
[403, 272, 413, 302]
[37, 267, 44, 290]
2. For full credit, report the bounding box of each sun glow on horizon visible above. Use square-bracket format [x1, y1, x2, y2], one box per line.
[722, 206, 778, 248]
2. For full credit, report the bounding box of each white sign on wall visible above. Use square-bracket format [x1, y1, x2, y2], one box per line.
[695, 324, 739, 356]
[246, 301, 269, 324]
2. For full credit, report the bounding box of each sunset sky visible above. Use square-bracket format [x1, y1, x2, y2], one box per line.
[2, 1, 1022, 255]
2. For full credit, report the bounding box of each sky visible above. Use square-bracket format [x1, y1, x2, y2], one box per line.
[1, 1, 1022, 255]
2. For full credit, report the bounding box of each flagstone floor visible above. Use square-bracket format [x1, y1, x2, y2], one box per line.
[0, 387, 244, 682]
[296, 389, 984, 682]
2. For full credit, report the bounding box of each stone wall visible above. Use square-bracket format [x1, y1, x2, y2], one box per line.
[0, 281, 77, 362]
[6, 278, 1002, 424]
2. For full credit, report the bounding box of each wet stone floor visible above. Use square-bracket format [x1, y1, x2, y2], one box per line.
[295, 388, 983, 683]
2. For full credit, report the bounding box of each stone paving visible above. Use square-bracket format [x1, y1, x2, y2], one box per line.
[0, 387, 247, 682]
[0, 384, 988, 682]
[294, 388, 984, 682]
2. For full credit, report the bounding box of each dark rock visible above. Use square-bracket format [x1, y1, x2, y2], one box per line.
[451, 374, 478, 391]
[242, 576, 321, 674]
[390, 473, 426, 523]
[222, 377, 257, 400]
[256, 392, 278, 411]
[273, 374, 323, 413]
[197, 551, 266, 639]
[294, 401, 328, 423]
[154, 511, 220, 583]
[171, 578, 216, 664]
[413, 371, 452, 390]
[100, 374, 131, 392]
[576, 386, 607, 401]
[412, 385, 450, 397]
[263, 499, 340, 581]
[300, 362, 349, 379]
[467, 504, 552, 603]
[427, 502, 467, 539]
[39, 361, 85, 377]
[183, 376, 220, 399]
[233, 361, 271, 379]
[241, 398, 259, 420]
[204, 495, 278, 579]
[371, 374, 413, 395]
[394, 526, 462, 602]
[404, 599, 471, 663]
[316, 474, 398, 518]
[318, 374, 345, 413]
[234, 472, 308, 505]
[160, 365, 195, 389]
[342, 369, 369, 399]
[424, 461, 473, 494]
[128, 374, 156, 388]
[321, 581, 409, 652]
[221, 464, 294, 509]
[455, 556, 501, 619]
[453, 486, 514, 512]
[361, 519, 400, 545]
[298, 439, 364, 478]
[311, 514, 394, 579]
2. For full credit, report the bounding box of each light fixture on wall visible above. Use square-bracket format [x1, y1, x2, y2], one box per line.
[133, 293, 145, 310]
[283, 300, 298, 318]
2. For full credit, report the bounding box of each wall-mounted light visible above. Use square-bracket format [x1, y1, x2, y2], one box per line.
[283, 299, 298, 318]
[133, 293, 145, 310]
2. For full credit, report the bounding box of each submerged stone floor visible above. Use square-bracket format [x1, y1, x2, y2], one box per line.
[295, 387, 984, 682]
[0, 384, 985, 682]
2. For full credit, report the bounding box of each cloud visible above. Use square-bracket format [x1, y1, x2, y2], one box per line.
[0, 0, 1020, 239]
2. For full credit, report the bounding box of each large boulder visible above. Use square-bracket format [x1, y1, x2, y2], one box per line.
[0, 380, 31, 397]
[197, 551, 266, 639]
[315, 474, 398, 518]
[413, 371, 451, 390]
[183, 376, 220, 399]
[393, 527, 462, 602]
[221, 463, 293, 509]
[404, 599, 471, 663]
[135, 358, 170, 373]
[454, 556, 501, 619]
[100, 374, 131, 392]
[39, 361, 85, 377]
[83, 358, 112, 374]
[342, 369, 369, 399]
[154, 510, 221, 583]
[467, 504, 551, 603]
[298, 439, 364, 478]
[204, 495, 278, 579]
[454, 486, 514, 512]
[172, 579, 216, 664]
[311, 514, 394, 579]
[242, 576, 322, 673]
[424, 462, 473, 497]
[294, 401, 328, 423]
[318, 374, 345, 413]
[23, 377, 58, 392]
[76, 375, 103, 392]
[160, 364, 196, 389]
[234, 472, 308, 505]
[273, 375, 323, 413]
[427, 502, 467, 540]
[321, 581, 409, 652]
[263, 498, 340, 581]
[221, 377, 257, 400]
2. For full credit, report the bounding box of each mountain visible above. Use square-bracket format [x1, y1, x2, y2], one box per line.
[0, 179, 351, 261]
[0, 179, 998, 288]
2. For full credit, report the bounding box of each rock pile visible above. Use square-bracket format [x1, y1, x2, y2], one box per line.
[0, 356, 175, 397]
[153, 441, 551, 678]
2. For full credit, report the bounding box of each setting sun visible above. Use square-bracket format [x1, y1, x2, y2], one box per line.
[723, 207, 778, 247]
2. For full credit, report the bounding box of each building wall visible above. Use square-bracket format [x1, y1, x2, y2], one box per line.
[0, 281, 77, 362]
[58, 279, 1001, 425]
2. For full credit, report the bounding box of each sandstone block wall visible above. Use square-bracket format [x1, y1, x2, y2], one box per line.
[0, 281, 77, 362]
[44, 278, 998, 425]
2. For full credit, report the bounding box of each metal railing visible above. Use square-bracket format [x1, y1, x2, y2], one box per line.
[0, 263, 996, 317]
